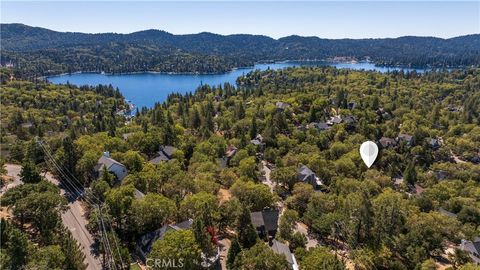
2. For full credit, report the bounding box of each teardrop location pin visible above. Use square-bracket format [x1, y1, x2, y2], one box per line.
[360, 141, 379, 168]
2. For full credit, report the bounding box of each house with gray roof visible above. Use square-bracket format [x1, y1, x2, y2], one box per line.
[94, 152, 127, 182]
[379, 137, 397, 148]
[276, 102, 290, 110]
[439, 207, 457, 219]
[217, 145, 239, 168]
[250, 209, 279, 238]
[343, 115, 357, 130]
[460, 237, 480, 264]
[133, 188, 145, 199]
[269, 240, 299, 270]
[348, 102, 357, 110]
[122, 132, 134, 141]
[136, 219, 193, 261]
[429, 138, 441, 150]
[149, 145, 177, 165]
[297, 165, 323, 189]
[343, 115, 357, 125]
[434, 170, 449, 181]
[396, 134, 414, 146]
[327, 116, 342, 125]
[307, 122, 331, 131]
[250, 134, 265, 149]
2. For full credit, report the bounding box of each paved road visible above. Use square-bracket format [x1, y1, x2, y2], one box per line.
[2, 164, 102, 270]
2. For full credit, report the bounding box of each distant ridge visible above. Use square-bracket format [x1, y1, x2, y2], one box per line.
[1, 23, 479, 76]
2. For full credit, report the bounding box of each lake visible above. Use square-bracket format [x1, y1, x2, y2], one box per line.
[48, 61, 429, 109]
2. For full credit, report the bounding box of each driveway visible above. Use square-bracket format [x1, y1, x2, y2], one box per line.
[261, 160, 275, 192]
[0, 164, 23, 195]
[295, 222, 318, 249]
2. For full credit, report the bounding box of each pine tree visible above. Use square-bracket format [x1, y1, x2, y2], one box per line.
[403, 160, 417, 186]
[190, 107, 201, 129]
[20, 159, 42, 184]
[227, 237, 241, 269]
[249, 116, 257, 140]
[237, 206, 258, 249]
[1, 219, 29, 269]
[62, 135, 78, 178]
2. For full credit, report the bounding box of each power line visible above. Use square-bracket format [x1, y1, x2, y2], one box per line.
[37, 139, 124, 269]
[39, 140, 126, 268]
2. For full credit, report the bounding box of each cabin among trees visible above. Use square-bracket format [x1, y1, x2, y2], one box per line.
[94, 152, 127, 182]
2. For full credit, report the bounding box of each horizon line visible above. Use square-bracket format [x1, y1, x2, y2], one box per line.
[3, 22, 479, 40]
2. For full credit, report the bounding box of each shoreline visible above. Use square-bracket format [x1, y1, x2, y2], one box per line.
[39, 59, 460, 80]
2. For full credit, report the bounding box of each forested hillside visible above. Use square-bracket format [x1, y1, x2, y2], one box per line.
[1, 24, 479, 77]
[1, 67, 479, 269]
[0, 79, 130, 269]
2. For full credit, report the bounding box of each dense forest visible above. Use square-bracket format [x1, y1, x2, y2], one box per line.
[1, 66, 479, 269]
[1, 24, 479, 77]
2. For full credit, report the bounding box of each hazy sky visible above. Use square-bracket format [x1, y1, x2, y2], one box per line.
[2, 1, 479, 39]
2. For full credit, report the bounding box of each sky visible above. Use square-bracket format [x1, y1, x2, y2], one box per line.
[1, 1, 479, 39]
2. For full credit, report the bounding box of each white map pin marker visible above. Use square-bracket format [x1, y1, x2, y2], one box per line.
[360, 141, 378, 168]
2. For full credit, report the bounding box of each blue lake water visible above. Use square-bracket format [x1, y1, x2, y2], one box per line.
[48, 61, 428, 108]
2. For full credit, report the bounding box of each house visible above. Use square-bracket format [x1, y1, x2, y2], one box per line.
[348, 102, 357, 110]
[122, 132, 134, 141]
[21, 122, 33, 129]
[447, 105, 462, 112]
[133, 188, 145, 199]
[393, 177, 404, 188]
[149, 145, 176, 165]
[343, 115, 357, 129]
[396, 134, 413, 146]
[378, 137, 397, 148]
[136, 219, 193, 261]
[276, 102, 290, 110]
[460, 237, 480, 264]
[413, 184, 425, 196]
[217, 146, 238, 168]
[297, 165, 323, 189]
[307, 122, 331, 131]
[343, 115, 356, 124]
[116, 109, 126, 116]
[225, 145, 237, 159]
[269, 240, 299, 270]
[250, 209, 279, 238]
[472, 153, 480, 164]
[429, 138, 441, 150]
[439, 207, 457, 219]
[217, 157, 229, 169]
[377, 108, 392, 120]
[327, 116, 342, 125]
[434, 170, 449, 181]
[94, 152, 127, 182]
[250, 134, 265, 149]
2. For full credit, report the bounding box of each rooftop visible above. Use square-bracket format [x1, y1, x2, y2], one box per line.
[250, 209, 279, 232]
[270, 240, 298, 269]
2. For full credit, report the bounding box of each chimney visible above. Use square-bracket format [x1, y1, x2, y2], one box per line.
[103, 151, 110, 158]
